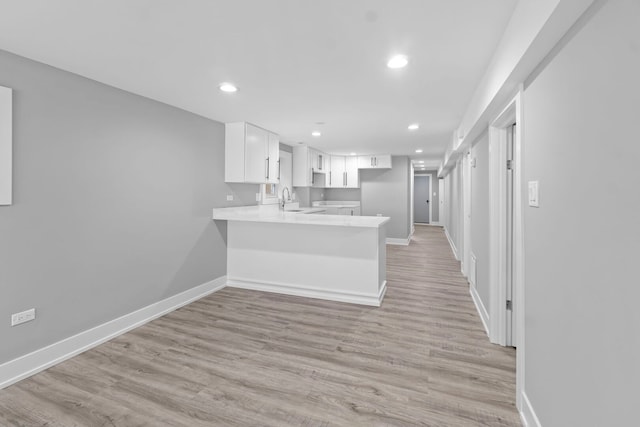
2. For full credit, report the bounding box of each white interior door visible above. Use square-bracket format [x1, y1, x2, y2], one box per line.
[414, 175, 430, 223]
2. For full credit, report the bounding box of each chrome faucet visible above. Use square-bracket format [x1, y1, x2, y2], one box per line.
[281, 186, 291, 210]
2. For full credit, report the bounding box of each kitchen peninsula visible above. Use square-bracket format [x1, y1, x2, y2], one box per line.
[213, 205, 389, 306]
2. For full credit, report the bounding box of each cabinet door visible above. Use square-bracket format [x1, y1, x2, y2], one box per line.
[373, 155, 392, 168]
[329, 156, 345, 188]
[317, 152, 325, 173]
[267, 132, 280, 183]
[345, 156, 359, 188]
[292, 145, 311, 187]
[353, 207, 361, 216]
[244, 124, 268, 183]
[358, 155, 375, 168]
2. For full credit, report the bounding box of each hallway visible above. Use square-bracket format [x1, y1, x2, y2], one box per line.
[0, 226, 519, 426]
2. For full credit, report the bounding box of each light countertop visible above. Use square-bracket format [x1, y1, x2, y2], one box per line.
[212, 205, 389, 228]
[312, 201, 360, 208]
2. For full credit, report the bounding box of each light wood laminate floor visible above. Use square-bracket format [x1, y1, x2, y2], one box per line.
[0, 226, 520, 426]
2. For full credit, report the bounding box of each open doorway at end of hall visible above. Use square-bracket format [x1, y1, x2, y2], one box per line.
[414, 174, 431, 224]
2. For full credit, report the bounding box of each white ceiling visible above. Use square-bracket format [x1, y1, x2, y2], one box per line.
[0, 0, 516, 161]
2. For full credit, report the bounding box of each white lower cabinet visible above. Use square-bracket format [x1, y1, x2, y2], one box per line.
[338, 206, 361, 216]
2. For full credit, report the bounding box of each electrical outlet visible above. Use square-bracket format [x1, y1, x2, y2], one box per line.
[226, 194, 233, 201]
[11, 308, 36, 326]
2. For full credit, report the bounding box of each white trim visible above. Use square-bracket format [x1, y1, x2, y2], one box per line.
[429, 221, 441, 226]
[427, 172, 433, 223]
[444, 227, 459, 260]
[462, 152, 472, 278]
[470, 285, 490, 337]
[386, 237, 410, 246]
[438, 178, 444, 225]
[227, 278, 386, 307]
[0, 276, 227, 390]
[520, 391, 542, 427]
[488, 89, 526, 410]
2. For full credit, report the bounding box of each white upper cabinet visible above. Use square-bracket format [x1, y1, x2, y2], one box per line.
[293, 146, 330, 187]
[310, 149, 328, 174]
[329, 156, 359, 188]
[225, 122, 280, 184]
[267, 132, 280, 184]
[358, 154, 392, 169]
[345, 156, 359, 187]
[293, 145, 312, 187]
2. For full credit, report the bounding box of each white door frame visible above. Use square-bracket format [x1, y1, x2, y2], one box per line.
[437, 178, 444, 226]
[410, 164, 415, 234]
[488, 89, 525, 410]
[414, 172, 433, 225]
[462, 153, 472, 277]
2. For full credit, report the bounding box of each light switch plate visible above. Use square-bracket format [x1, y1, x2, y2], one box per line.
[528, 181, 539, 207]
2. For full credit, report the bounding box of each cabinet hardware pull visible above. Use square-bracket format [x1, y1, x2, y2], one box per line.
[312, 168, 315, 185]
[371, 157, 373, 167]
[266, 157, 270, 179]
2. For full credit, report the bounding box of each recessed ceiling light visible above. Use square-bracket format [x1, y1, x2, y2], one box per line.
[415, 149, 423, 153]
[408, 123, 419, 130]
[418, 160, 424, 163]
[387, 55, 409, 69]
[312, 131, 321, 137]
[219, 82, 238, 93]
[350, 152, 357, 156]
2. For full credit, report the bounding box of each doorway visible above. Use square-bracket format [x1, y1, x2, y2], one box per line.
[414, 175, 431, 224]
[488, 90, 524, 410]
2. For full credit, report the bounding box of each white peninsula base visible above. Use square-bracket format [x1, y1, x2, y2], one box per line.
[213, 206, 388, 306]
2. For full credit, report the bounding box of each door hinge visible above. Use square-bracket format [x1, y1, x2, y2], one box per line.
[506, 160, 513, 170]
[506, 300, 513, 310]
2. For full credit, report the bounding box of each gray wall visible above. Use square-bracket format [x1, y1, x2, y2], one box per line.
[292, 187, 325, 207]
[470, 132, 490, 309]
[279, 142, 292, 153]
[324, 188, 361, 201]
[0, 49, 256, 364]
[360, 156, 411, 240]
[522, 1, 639, 425]
[414, 170, 440, 223]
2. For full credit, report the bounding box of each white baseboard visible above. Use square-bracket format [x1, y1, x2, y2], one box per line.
[470, 285, 490, 337]
[227, 278, 386, 307]
[520, 391, 542, 427]
[0, 276, 227, 390]
[386, 237, 410, 245]
[430, 221, 441, 226]
[444, 227, 459, 260]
